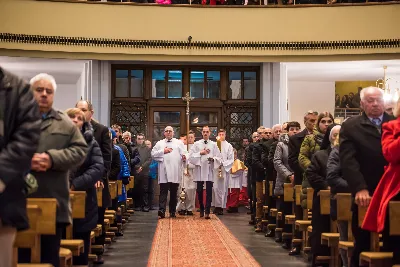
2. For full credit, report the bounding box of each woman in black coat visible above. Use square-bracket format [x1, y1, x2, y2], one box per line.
[66, 108, 104, 265]
[306, 124, 341, 267]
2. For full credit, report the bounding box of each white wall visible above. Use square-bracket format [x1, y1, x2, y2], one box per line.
[288, 81, 335, 127]
[53, 84, 79, 111]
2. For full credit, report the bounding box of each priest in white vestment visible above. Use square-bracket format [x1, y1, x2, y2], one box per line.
[189, 126, 221, 219]
[151, 126, 186, 219]
[212, 129, 234, 215]
[176, 131, 196, 215]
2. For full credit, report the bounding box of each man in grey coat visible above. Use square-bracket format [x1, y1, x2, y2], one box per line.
[19, 73, 88, 267]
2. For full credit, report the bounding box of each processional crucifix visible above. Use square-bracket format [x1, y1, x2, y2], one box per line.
[179, 92, 194, 204]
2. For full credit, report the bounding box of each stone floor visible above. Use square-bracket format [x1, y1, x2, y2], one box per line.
[219, 207, 310, 267]
[98, 208, 310, 267]
[98, 210, 158, 267]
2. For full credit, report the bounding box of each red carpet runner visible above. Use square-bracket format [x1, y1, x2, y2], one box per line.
[148, 214, 260, 267]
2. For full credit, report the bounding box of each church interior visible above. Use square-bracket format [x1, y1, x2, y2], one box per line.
[1, 0, 400, 267]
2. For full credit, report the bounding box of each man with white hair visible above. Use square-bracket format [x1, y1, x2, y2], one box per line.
[18, 73, 88, 267]
[340, 87, 394, 267]
[151, 126, 186, 219]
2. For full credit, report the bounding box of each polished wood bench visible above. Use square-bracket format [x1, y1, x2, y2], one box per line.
[61, 192, 86, 256]
[17, 264, 53, 267]
[59, 247, 72, 267]
[14, 199, 57, 264]
[358, 201, 400, 267]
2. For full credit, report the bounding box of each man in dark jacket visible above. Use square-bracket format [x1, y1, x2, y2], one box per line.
[122, 131, 140, 176]
[245, 131, 259, 224]
[251, 126, 270, 232]
[0, 68, 41, 267]
[287, 110, 318, 255]
[134, 133, 152, 211]
[76, 100, 112, 263]
[20, 74, 88, 267]
[264, 124, 281, 237]
[340, 87, 393, 267]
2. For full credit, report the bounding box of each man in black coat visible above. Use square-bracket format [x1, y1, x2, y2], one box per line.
[245, 131, 259, 224]
[340, 87, 394, 267]
[251, 126, 271, 232]
[287, 110, 318, 255]
[76, 100, 112, 264]
[0, 68, 41, 266]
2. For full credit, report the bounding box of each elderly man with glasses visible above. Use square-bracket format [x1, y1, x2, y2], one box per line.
[151, 126, 186, 219]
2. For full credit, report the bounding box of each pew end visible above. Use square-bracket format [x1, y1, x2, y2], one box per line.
[283, 183, 294, 202]
[319, 190, 331, 215]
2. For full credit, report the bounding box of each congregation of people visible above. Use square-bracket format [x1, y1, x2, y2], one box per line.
[2, 63, 400, 267]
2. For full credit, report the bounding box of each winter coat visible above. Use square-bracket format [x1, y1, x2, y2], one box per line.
[91, 120, 112, 208]
[109, 148, 121, 181]
[288, 129, 309, 186]
[266, 139, 279, 183]
[124, 142, 140, 176]
[363, 117, 400, 232]
[251, 140, 267, 182]
[299, 130, 324, 209]
[245, 142, 256, 181]
[149, 160, 158, 179]
[305, 147, 331, 256]
[326, 147, 349, 195]
[0, 68, 41, 230]
[114, 145, 130, 202]
[273, 134, 292, 196]
[70, 122, 104, 232]
[30, 108, 88, 224]
[136, 143, 152, 176]
[326, 146, 350, 220]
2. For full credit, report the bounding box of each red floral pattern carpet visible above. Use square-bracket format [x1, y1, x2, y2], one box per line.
[148, 214, 260, 267]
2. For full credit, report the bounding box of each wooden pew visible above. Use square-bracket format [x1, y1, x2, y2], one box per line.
[60, 192, 85, 257]
[336, 193, 354, 267]
[291, 185, 303, 249]
[295, 187, 313, 256]
[280, 183, 294, 242]
[359, 201, 400, 267]
[319, 190, 340, 267]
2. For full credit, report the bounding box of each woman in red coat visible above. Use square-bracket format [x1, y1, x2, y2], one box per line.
[363, 100, 400, 264]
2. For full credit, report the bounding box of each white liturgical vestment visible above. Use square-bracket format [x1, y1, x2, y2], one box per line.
[151, 138, 185, 184]
[213, 140, 234, 209]
[176, 144, 197, 212]
[189, 139, 221, 182]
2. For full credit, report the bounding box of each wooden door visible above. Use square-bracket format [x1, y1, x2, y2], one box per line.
[149, 106, 186, 144]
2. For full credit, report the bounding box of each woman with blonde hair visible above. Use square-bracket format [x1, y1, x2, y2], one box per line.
[65, 108, 104, 266]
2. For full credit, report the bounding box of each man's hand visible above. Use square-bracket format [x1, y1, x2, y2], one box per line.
[355, 189, 371, 207]
[290, 174, 294, 183]
[164, 147, 173, 154]
[200, 149, 210, 155]
[182, 155, 186, 161]
[137, 167, 143, 173]
[31, 153, 51, 172]
[95, 181, 104, 189]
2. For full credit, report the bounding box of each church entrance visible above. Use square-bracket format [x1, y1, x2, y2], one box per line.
[110, 64, 260, 148]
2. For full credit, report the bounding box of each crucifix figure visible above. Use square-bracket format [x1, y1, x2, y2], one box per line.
[179, 92, 194, 205]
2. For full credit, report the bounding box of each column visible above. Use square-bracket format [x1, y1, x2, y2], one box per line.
[260, 62, 288, 128]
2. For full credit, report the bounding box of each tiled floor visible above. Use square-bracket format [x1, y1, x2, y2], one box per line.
[219, 208, 311, 267]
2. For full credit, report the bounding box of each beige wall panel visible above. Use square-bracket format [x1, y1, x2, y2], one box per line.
[1, 1, 400, 42]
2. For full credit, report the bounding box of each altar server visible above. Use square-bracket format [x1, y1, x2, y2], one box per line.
[177, 131, 196, 215]
[212, 129, 234, 215]
[189, 126, 221, 219]
[151, 126, 186, 219]
[227, 149, 247, 213]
